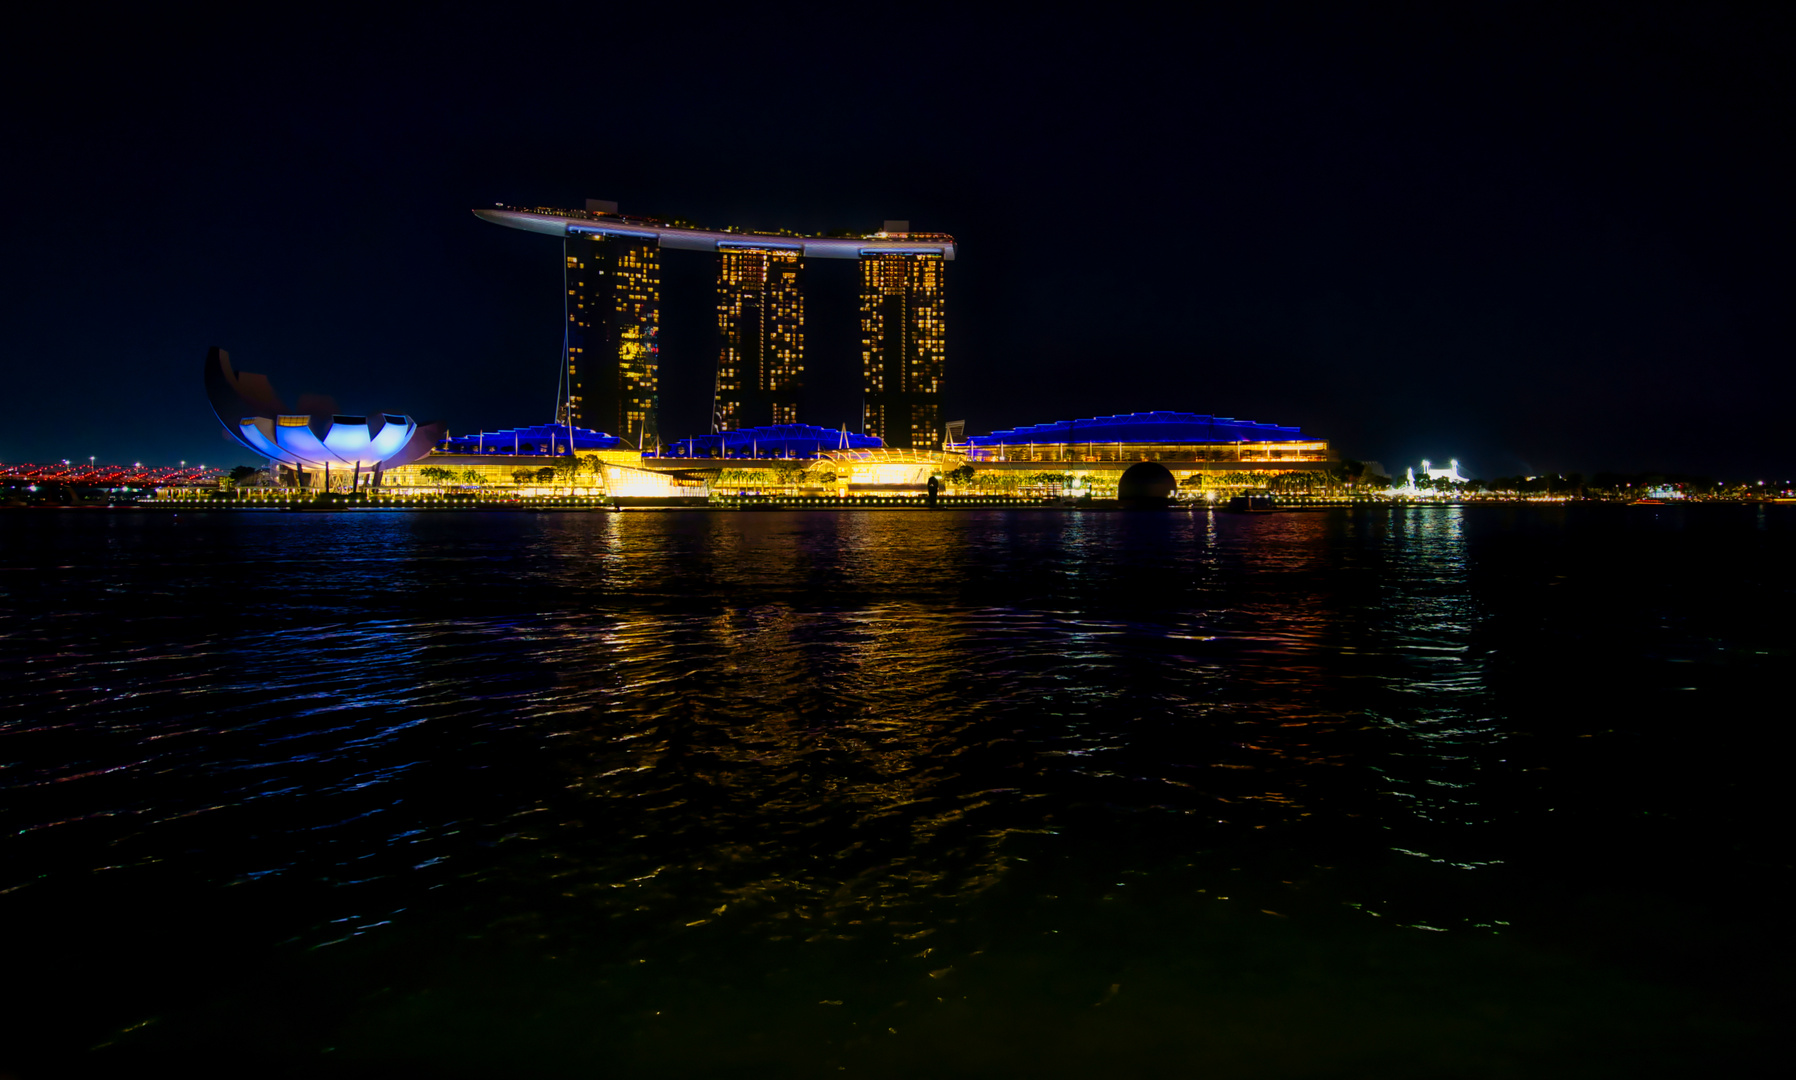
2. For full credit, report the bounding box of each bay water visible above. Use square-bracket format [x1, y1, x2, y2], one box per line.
[1, 506, 1787, 1077]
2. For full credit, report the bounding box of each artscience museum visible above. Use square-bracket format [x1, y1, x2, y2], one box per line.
[237, 414, 417, 471]
[205, 347, 442, 487]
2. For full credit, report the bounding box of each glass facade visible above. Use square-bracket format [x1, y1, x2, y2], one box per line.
[860, 252, 946, 450]
[437, 423, 624, 455]
[715, 248, 804, 431]
[959, 411, 1330, 463]
[961, 440, 1332, 463]
[563, 234, 660, 447]
[659, 423, 880, 460]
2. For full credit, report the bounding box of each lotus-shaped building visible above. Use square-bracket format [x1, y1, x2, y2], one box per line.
[205, 347, 442, 485]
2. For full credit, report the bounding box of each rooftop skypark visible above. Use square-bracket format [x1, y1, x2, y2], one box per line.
[475, 205, 958, 260]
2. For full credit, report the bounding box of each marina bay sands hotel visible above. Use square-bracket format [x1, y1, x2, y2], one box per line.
[476, 201, 955, 450]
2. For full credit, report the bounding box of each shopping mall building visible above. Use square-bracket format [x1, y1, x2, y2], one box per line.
[947, 411, 1334, 496]
[375, 411, 1333, 499]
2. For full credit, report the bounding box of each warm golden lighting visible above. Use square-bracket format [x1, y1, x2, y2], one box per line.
[715, 248, 804, 431]
[860, 252, 946, 449]
[564, 235, 660, 445]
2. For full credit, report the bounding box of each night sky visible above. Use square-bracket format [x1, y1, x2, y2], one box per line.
[4, 4, 1789, 478]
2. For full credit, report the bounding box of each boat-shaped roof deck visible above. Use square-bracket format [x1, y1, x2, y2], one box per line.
[474, 206, 956, 260]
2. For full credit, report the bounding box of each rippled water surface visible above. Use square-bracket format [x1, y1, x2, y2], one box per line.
[2, 506, 1789, 1077]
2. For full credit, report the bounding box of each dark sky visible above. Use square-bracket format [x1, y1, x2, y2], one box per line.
[4, 3, 1790, 478]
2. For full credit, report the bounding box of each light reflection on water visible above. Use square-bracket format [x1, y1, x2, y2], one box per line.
[1, 505, 1787, 1074]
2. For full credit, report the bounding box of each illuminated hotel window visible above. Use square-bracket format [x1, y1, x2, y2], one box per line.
[561, 234, 660, 443]
[714, 247, 804, 431]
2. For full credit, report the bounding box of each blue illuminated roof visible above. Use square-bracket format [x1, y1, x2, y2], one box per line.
[966, 411, 1308, 446]
[657, 424, 883, 459]
[438, 423, 624, 455]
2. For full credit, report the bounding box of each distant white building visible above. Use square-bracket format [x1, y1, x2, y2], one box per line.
[1392, 458, 1467, 496]
[1421, 459, 1466, 483]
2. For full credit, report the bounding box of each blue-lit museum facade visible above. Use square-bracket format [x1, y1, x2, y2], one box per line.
[204, 347, 441, 488]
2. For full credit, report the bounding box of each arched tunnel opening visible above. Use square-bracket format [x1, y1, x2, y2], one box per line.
[1117, 461, 1177, 507]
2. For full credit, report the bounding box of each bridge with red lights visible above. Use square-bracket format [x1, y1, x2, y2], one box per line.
[1, 462, 223, 487]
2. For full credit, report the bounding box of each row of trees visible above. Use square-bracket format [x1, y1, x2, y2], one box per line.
[415, 455, 607, 494]
[714, 464, 822, 489]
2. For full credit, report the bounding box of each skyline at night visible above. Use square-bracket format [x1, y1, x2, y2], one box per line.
[2, 5, 1789, 477]
[5, 7, 1792, 1073]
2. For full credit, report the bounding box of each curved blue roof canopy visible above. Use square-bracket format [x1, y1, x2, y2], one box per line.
[438, 423, 624, 455]
[657, 424, 883, 459]
[967, 411, 1308, 446]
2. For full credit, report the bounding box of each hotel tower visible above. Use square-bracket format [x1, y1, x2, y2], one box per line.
[561, 206, 661, 447]
[859, 223, 946, 450]
[714, 247, 804, 430]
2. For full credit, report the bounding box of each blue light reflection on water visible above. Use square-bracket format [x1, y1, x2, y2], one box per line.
[0, 505, 1788, 1074]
